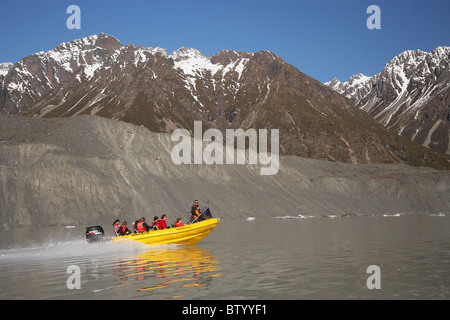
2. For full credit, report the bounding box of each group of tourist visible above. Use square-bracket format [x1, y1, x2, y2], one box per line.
[111, 200, 202, 236]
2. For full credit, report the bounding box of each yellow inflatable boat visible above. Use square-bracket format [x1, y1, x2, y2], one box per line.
[113, 218, 220, 245]
[86, 204, 219, 246]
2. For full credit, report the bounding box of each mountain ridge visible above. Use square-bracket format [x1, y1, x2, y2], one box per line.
[325, 46, 450, 156]
[1, 33, 449, 169]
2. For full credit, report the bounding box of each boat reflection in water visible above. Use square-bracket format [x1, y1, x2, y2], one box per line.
[111, 244, 221, 298]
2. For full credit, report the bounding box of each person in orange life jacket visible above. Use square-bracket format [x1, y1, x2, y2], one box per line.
[117, 221, 131, 236]
[137, 217, 152, 233]
[174, 217, 183, 227]
[152, 216, 164, 230]
[190, 200, 202, 223]
[112, 219, 120, 235]
[159, 214, 168, 229]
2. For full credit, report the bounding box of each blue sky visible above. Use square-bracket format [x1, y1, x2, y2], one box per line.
[1, 0, 449, 83]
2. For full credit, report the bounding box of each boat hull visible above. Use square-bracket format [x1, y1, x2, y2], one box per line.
[113, 218, 220, 245]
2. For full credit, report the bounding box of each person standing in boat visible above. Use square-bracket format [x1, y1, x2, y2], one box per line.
[190, 200, 201, 223]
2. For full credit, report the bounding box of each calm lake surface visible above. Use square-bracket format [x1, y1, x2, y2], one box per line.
[1, 213, 449, 300]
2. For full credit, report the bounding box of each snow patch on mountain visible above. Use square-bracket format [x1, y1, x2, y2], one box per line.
[0, 63, 13, 77]
[222, 54, 250, 80]
[168, 47, 251, 106]
[38, 35, 100, 75]
[170, 47, 222, 77]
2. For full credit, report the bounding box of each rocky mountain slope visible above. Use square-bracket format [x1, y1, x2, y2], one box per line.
[326, 47, 450, 156]
[1, 34, 449, 168]
[1, 114, 448, 228]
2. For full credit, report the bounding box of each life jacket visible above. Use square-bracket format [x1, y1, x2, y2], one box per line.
[191, 205, 200, 218]
[152, 220, 161, 230]
[137, 221, 146, 233]
[159, 219, 167, 229]
[119, 226, 129, 234]
[175, 222, 183, 227]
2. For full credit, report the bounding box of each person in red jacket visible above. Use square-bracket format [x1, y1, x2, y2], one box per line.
[117, 221, 131, 236]
[152, 216, 161, 230]
[159, 214, 168, 229]
[174, 217, 183, 227]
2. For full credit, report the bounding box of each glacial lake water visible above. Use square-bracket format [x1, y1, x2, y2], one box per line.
[0, 213, 449, 300]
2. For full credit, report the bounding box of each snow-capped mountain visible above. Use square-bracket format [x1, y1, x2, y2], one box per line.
[326, 47, 450, 155]
[0, 34, 123, 114]
[1, 34, 448, 168]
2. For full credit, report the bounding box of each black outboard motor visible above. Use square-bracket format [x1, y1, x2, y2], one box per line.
[86, 225, 105, 243]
